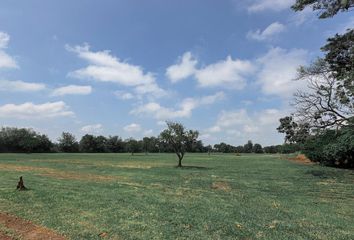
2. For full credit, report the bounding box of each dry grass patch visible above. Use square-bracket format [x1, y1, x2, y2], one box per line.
[211, 181, 232, 192]
[0, 163, 125, 182]
[287, 154, 313, 165]
[0, 212, 66, 240]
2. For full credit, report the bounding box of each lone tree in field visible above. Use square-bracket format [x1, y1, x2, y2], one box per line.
[160, 122, 199, 167]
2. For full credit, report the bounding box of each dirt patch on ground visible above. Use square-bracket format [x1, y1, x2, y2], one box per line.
[0, 212, 66, 240]
[211, 181, 231, 191]
[0, 164, 53, 172]
[0, 163, 125, 182]
[287, 154, 313, 165]
[0, 231, 12, 240]
[29, 160, 155, 169]
[37, 171, 120, 182]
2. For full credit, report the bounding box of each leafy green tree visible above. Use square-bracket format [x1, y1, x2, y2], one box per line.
[125, 138, 141, 155]
[277, 116, 310, 144]
[58, 132, 79, 152]
[292, 0, 354, 18]
[106, 136, 124, 153]
[79, 134, 97, 153]
[322, 29, 354, 107]
[243, 140, 253, 153]
[0, 127, 52, 153]
[205, 145, 213, 155]
[95, 136, 107, 152]
[263, 145, 279, 154]
[160, 122, 199, 167]
[253, 143, 263, 153]
[235, 145, 244, 153]
[142, 137, 152, 154]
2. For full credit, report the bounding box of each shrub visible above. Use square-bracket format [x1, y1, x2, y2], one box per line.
[303, 127, 354, 168]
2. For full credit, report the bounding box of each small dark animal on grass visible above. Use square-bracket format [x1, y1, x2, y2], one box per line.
[16, 176, 27, 190]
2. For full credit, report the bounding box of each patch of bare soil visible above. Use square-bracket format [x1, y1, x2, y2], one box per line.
[0, 212, 66, 240]
[0, 230, 12, 240]
[211, 181, 231, 191]
[287, 154, 313, 165]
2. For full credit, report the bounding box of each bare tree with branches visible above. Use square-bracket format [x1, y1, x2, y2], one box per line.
[292, 59, 353, 130]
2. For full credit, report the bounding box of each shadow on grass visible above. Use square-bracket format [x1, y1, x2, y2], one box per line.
[176, 166, 211, 170]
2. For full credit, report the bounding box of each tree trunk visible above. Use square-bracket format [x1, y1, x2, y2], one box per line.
[16, 176, 27, 191]
[177, 157, 182, 167]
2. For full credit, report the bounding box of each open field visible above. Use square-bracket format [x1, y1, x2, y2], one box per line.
[0, 153, 353, 240]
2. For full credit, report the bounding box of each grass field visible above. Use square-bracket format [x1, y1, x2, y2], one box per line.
[0, 153, 353, 239]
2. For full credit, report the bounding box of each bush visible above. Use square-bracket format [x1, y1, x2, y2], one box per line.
[303, 126, 354, 168]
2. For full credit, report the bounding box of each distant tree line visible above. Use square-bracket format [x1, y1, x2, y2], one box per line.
[213, 140, 301, 154]
[0, 126, 299, 155]
[0, 127, 203, 154]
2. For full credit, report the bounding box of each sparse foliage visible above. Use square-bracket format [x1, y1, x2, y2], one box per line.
[160, 122, 199, 167]
[322, 29, 354, 107]
[58, 132, 79, 152]
[293, 59, 353, 130]
[292, 0, 354, 18]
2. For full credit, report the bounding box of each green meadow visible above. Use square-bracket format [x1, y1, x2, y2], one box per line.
[0, 153, 353, 239]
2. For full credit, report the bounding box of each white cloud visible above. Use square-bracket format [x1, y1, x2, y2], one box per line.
[256, 47, 308, 97]
[81, 124, 103, 134]
[289, 7, 314, 26]
[0, 80, 46, 92]
[144, 129, 154, 136]
[0, 101, 74, 119]
[248, 0, 294, 13]
[0, 32, 18, 69]
[247, 22, 286, 41]
[51, 85, 92, 96]
[195, 56, 254, 89]
[114, 90, 135, 100]
[166, 53, 254, 89]
[204, 108, 287, 145]
[123, 123, 142, 133]
[0, 32, 10, 48]
[67, 43, 166, 98]
[166, 52, 197, 83]
[131, 92, 225, 120]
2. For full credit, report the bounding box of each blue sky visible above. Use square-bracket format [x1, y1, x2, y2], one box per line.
[0, 0, 353, 145]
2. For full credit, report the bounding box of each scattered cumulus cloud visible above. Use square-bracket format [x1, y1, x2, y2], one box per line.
[0, 32, 18, 69]
[166, 52, 197, 83]
[81, 124, 103, 134]
[195, 56, 254, 89]
[123, 123, 142, 133]
[247, 22, 286, 41]
[0, 80, 46, 92]
[0, 32, 10, 48]
[248, 0, 294, 13]
[66, 43, 166, 98]
[204, 108, 287, 145]
[166, 52, 254, 89]
[289, 7, 315, 26]
[114, 90, 135, 100]
[131, 91, 225, 120]
[256, 47, 308, 98]
[51, 85, 92, 96]
[0, 101, 74, 119]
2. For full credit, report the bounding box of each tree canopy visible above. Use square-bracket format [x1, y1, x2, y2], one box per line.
[292, 0, 354, 18]
[160, 122, 199, 167]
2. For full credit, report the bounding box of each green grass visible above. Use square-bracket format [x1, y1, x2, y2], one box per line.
[0, 153, 353, 239]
